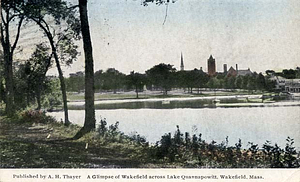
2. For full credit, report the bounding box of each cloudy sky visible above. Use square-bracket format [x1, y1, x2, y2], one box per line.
[17, 0, 300, 75]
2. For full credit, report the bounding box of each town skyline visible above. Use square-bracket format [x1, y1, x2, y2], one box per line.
[66, 53, 296, 77]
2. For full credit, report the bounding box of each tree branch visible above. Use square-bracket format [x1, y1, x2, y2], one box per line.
[0, 24, 5, 46]
[1, 11, 7, 26]
[40, 18, 52, 34]
[11, 16, 24, 53]
[55, 26, 72, 47]
[68, 5, 79, 10]
[8, 13, 22, 23]
[44, 53, 54, 75]
[162, 3, 169, 25]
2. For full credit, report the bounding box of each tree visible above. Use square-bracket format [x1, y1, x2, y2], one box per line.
[0, 0, 25, 116]
[207, 77, 220, 95]
[42, 78, 62, 111]
[227, 76, 236, 90]
[265, 70, 275, 76]
[101, 68, 126, 93]
[193, 70, 209, 94]
[256, 73, 266, 91]
[127, 71, 146, 98]
[22, 0, 80, 125]
[73, 0, 96, 139]
[94, 70, 103, 92]
[246, 75, 256, 92]
[184, 70, 200, 93]
[296, 67, 300, 79]
[146, 63, 176, 95]
[282, 69, 296, 79]
[24, 43, 52, 110]
[265, 78, 276, 92]
[0, 50, 5, 104]
[66, 72, 85, 93]
[235, 76, 243, 89]
[241, 76, 249, 90]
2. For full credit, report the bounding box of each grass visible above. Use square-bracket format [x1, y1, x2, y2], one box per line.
[67, 93, 151, 101]
[0, 115, 166, 168]
[0, 116, 212, 168]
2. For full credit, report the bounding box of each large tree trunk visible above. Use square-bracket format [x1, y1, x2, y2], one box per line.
[3, 48, 14, 116]
[136, 85, 139, 99]
[35, 55, 52, 111]
[1, 13, 15, 116]
[38, 24, 70, 126]
[52, 50, 70, 126]
[1, 10, 23, 116]
[36, 86, 41, 110]
[74, 0, 96, 139]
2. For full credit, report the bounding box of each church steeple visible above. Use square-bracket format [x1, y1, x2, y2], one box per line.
[180, 52, 184, 71]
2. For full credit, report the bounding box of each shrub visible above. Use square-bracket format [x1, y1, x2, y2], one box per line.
[96, 118, 147, 145]
[20, 109, 56, 123]
[151, 125, 300, 168]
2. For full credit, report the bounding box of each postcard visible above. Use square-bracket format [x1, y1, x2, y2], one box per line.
[0, 0, 299, 181]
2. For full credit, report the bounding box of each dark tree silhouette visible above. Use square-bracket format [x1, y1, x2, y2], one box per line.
[127, 71, 146, 98]
[0, 0, 25, 116]
[146, 63, 176, 95]
[73, 0, 96, 139]
[24, 44, 52, 110]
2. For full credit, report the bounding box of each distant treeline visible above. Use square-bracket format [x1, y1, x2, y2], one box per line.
[65, 63, 287, 94]
[266, 68, 300, 79]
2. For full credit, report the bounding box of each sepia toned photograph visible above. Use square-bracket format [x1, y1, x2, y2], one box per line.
[0, 0, 300, 177]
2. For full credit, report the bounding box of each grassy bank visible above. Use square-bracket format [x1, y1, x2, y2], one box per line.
[0, 114, 149, 168]
[1, 110, 299, 168]
[67, 90, 265, 102]
[68, 97, 268, 110]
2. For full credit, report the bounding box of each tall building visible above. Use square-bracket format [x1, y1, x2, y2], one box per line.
[207, 55, 216, 76]
[180, 52, 184, 71]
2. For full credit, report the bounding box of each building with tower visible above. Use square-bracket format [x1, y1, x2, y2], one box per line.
[178, 53, 252, 77]
[207, 55, 216, 76]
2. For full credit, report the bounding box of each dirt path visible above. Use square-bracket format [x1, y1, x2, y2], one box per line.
[0, 117, 142, 168]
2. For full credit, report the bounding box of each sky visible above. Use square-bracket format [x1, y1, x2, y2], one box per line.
[16, 0, 300, 76]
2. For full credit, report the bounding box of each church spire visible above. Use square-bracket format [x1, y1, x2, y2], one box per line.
[180, 52, 184, 71]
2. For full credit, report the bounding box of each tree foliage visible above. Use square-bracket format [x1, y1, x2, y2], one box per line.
[146, 63, 176, 95]
[127, 71, 147, 98]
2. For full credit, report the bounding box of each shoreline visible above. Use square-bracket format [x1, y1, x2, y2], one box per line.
[64, 97, 300, 110]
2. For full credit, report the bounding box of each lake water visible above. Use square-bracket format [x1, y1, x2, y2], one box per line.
[48, 106, 300, 150]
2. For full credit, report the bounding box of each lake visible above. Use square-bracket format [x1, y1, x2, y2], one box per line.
[48, 106, 300, 150]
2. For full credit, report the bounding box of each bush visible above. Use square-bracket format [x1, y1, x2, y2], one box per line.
[20, 109, 56, 123]
[96, 118, 147, 145]
[151, 125, 300, 168]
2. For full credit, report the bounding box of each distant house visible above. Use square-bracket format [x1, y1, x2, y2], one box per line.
[69, 71, 84, 77]
[285, 79, 300, 93]
[226, 64, 252, 77]
[237, 68, 253, 76]
[271, 76, 300, 93]
[227, 66, 237, 77]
